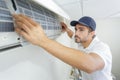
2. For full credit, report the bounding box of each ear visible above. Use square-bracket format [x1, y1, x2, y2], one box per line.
[90, 31, 95, 36]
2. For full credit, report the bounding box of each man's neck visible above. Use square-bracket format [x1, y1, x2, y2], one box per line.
[82, 38, 93, 49]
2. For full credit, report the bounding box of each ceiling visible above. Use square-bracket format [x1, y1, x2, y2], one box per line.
[52, 0, 120, 20]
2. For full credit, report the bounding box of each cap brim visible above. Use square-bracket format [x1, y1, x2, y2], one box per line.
[70, 21, 79, 26]
[70, 21, 89, 27]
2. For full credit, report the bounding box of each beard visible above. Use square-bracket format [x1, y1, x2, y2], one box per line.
[74, 35, 81, 43]
[74, 35, 88, 43]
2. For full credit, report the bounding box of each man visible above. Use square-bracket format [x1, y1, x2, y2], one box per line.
[13, 14, 112, 80]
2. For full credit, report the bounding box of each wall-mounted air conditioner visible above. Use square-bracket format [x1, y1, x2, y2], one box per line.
[0, 0, 69, 52]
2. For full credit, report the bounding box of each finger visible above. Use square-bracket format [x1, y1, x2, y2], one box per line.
[15, 21, 31, 34]
[19, 14, 39, 26]
[13, 14, 37, 29]
[15, 27, 22, 35]
[20, 31, 31, 41]
[60, 22, 66, 26]
[15, 27, 30, 40]
[13, 14, 39, 26]
[15, 27, 27, 35]
[60, 22, 67, 28]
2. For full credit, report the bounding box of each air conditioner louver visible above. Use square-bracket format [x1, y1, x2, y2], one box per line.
[0, 0, 68, 52]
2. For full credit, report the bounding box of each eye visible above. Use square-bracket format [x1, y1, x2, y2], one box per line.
[79, 28, 84, 31]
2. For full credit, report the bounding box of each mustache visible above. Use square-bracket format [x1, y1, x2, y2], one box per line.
[75, 35, 79, 38]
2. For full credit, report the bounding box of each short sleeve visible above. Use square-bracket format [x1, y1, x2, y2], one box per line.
[89, 43, 112, 69]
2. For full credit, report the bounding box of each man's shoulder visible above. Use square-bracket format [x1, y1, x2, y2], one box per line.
[93, 36, 109, 48]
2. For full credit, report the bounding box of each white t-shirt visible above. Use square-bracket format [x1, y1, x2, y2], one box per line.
[76, 36, 112, 80]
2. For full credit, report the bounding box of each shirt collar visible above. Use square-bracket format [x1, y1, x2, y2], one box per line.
[78, 36, 99, 50]
[85, 36, 99, 50]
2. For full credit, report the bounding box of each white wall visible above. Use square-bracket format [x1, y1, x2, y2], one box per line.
[1, 18, 120, 80]
[96, 18, 120, 80]
[0, 33, 72, 80]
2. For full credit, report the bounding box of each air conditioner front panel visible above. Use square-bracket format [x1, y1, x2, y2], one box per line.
[0, 0, 20, 50]
[0, 0, 65, 51]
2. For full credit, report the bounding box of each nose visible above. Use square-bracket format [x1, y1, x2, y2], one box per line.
[75, 30, 79, 36]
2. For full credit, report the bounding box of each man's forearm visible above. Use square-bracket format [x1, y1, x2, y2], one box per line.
[39, 38, 99, 73]
[66, 28, 74, 38]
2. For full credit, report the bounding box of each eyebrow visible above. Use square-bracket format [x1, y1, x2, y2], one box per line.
[75, 27, 86, 30]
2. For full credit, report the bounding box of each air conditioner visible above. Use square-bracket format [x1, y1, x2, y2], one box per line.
[0, 0, 69, 52]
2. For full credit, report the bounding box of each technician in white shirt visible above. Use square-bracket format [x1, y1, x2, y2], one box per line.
[13, 14, 112, 80]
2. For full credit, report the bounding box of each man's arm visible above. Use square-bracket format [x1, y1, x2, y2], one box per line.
[41, 38, 105, 73]
[13, 14, 105, 74]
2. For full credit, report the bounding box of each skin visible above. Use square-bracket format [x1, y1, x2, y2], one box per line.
[13, 14, 105, 74]
[74, 24, 94, 48]
[60, 22, 73, 38]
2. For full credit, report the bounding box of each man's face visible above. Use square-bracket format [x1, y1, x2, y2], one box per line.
[74, 24, 91, 43]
